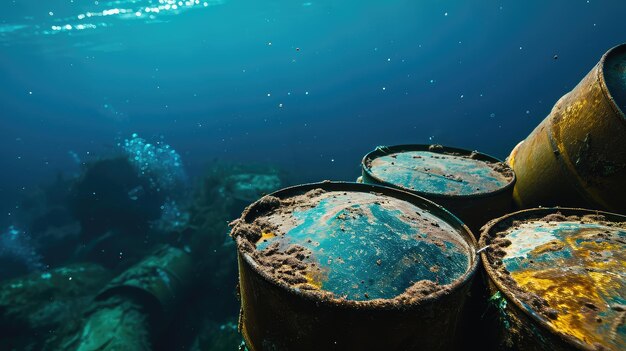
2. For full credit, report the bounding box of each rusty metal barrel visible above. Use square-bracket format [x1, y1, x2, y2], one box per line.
[508, 43, 626, 214]
[361, 144, 516, 235]
[231, 182, 478, 351]
[479, 208, 626, 350]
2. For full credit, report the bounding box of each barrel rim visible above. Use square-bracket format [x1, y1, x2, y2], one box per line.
[599, 42, 626, 122]
[361, 144, 516, 200]
[479, 207, 626, 351]
[236, 181, 479, 311]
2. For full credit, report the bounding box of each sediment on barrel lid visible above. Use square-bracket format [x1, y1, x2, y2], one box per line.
[232, 188, 474, 303]
[482, 212, 626, 351]
[365, 148, 513, 196]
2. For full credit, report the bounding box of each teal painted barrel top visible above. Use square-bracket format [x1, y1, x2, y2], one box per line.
[256, 190, 472, 301]
[366, 150, 510, 196]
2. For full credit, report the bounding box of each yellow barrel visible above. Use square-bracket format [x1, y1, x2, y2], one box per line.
[508, 43, 626, 214]
[479, 208, 626, 350]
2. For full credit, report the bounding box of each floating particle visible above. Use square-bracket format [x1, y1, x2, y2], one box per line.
[553, 54, 558, 60]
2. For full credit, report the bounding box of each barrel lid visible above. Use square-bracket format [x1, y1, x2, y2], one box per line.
[481, 208, 626, 350]
[362, 145, 514, 198]
[233, 182, 477, 306]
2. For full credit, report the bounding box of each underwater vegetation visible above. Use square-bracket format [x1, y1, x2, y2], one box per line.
[0, 264, 112, 351]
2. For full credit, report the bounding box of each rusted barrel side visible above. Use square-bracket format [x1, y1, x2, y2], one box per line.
[233, 182, 479, 351]
[238, 253, 470, 351]
[508, 43, 626, 213]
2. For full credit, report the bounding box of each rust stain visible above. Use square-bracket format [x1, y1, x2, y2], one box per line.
[258, 231, 276, 243]
[508, 226, 625, 350]
[303, 270, 325, 290]
[528, 240, 564, 255]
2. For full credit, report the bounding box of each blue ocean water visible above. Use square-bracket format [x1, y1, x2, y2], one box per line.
[1, 0, 625, 221]
[0, 1, 625, 349]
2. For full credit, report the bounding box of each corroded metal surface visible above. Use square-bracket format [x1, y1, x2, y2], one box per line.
[508, 44, 626, 214]
[367, 150, 509, 196]
[256, 191, 471, 300]
[481, 208, 626, 351]
[361, 145, 515, 234]
[236, 182, 478, 351]
[503, 222, 626, 349]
